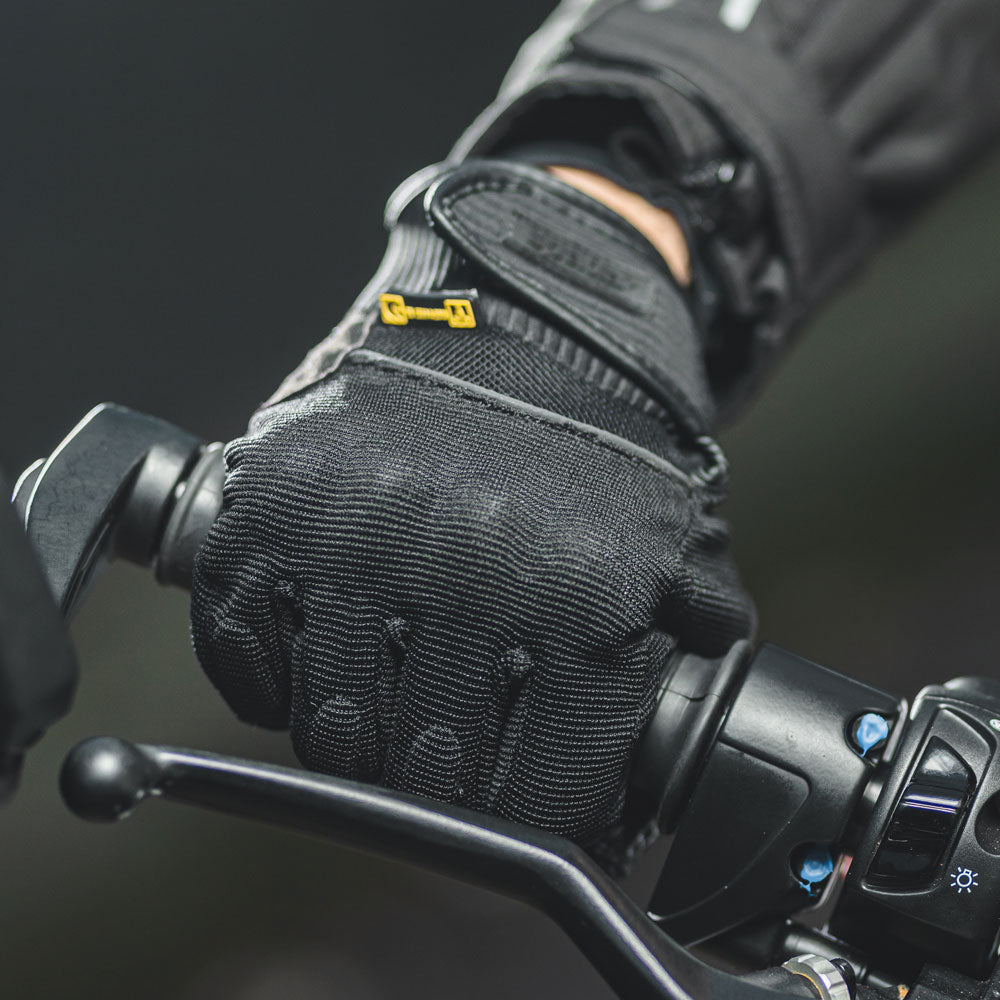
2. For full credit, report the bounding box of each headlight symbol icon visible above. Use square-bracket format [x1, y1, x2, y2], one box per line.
[950, 867, 979, 894]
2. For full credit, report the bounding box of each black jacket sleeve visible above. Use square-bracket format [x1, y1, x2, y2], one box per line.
[452, 0, 1000, 415]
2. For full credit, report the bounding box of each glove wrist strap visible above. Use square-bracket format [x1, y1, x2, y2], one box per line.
[424, 160, 715, 435]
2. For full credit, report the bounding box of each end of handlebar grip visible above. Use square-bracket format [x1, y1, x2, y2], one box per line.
[20, 404, 202, 616]
[60, 737, 159, 822]
[154, 442, 225, 590]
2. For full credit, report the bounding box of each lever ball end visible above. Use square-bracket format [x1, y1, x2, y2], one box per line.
[60, 737, 156, 822]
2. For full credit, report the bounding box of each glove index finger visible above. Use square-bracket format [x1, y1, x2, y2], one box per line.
[191, 545, 293, 730]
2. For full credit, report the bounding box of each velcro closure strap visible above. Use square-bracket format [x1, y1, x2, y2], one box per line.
[425, 161, 714, 435]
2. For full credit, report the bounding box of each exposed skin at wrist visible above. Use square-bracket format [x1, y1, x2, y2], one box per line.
[546, 165, 692, 287]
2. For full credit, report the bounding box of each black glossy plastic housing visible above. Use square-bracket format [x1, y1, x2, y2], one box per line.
[650, 644, 902, 944]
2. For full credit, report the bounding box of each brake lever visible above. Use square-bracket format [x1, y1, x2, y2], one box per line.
[59, 735, 810, 1000]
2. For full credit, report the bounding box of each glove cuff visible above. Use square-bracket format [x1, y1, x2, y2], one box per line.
[272, 161, 719, 456]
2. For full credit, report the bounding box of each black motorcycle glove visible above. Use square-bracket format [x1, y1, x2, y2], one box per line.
[191, 160, 754, 860]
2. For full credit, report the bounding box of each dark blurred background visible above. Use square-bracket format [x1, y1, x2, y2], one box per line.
[2, 2, 999, 997]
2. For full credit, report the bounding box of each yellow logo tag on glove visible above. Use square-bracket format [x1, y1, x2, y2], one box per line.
[379, 291, 478, 329]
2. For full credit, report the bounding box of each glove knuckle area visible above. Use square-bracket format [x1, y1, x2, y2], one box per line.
[660, 508, 756, 655]
[286, 597, 399, 781]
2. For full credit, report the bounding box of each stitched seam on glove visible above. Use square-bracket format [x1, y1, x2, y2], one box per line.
[341, 348, 701, 495]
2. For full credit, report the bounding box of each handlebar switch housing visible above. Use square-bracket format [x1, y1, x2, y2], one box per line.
[833, 678, 1000, 978]
[649, 643, 902, 945]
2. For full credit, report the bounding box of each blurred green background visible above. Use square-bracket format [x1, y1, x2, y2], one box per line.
[2, 3, 1000, 997]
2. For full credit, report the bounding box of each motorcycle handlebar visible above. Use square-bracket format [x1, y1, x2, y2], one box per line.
[8, 403, 861, 1000]
[8, 403, 747, 830]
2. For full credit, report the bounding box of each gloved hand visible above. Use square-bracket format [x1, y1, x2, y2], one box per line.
[191, 159, 754, 860]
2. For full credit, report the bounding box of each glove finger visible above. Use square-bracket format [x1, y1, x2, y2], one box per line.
[383, 613, 519, 808]
[489, 628, 669, 844]
[191, 514, 293, 729]
[288, 592, 407, 782]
